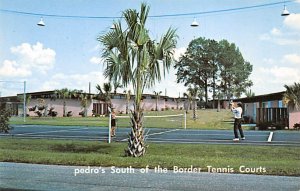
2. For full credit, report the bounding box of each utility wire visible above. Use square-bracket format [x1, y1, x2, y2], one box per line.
[0, 0, 294, 19]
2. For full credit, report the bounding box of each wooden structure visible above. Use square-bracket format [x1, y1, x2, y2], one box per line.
[93, 103, 109, 115]
[256, 107, 288, 126]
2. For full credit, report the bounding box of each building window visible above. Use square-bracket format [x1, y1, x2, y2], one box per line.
[268, 101, 272, 108]
[278, 100, 283, 108]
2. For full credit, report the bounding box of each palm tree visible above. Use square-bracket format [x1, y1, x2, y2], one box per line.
[95, 84, 104, 99]
[18, 94, 31, 115]
[113, 81, 122, 94]
[245, 89, 255, 98]
[55, 88, 72, 117]
[96, 83, 112, 105]
[183, 92, 192, 113]
[187, 86, 198, 120]
[96, 83, 112, 115]
[283, 82, 300, 110]
[153, 91, 162, 111]
[78, 93, 94, 117]
[99, 3, 177, 157]
[124, 90, 132, 114]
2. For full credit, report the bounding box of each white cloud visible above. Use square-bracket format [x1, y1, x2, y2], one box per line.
[267, 66, 300, 82]
[41, 71, 106, 93]
[91, 44, 101, 52]
[284, 14, 300, 31]
[262, 58, 276, 65]
[270, 28, 282, 36]
[283, 54, 300, 65]
[260, 17, 300, 46]
[251, 52, 300, 95]
[0, 42, 56, 79]
[10, 42, 56, 73]
[173, 47, 186, 61]
[0, 60, 31, 77]
[252, 65, 300, 88]
[259, 30, 300, 46]
[89, 56, 104, 64]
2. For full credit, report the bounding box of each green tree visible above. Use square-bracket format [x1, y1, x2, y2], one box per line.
[175, 38, 253, 106]
[99, 3, 177, 157]
[55, 88, 73, 117]
[78, 93, 94, 117]
[183, 91, 192, 113]
[245, 89, 255, 97]
[0, 109, 12, 133]
[187, 86, 198, 120]
[95, 83, 112, 105]
[113, 82, 122, 94]
[153, 91, 162, 111]
[123, 90, 132, 114]
[218, 40, 253, 99]
[175, 38, 218, 107]
[17, 94, 31, 116]
[283, 82, 300, 110]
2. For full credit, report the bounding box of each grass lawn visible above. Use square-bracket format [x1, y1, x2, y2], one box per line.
[9, 109, 245, 130]
[0, 138, 299, 176]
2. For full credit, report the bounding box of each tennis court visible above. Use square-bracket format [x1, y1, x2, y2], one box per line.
[1, 125, 300, 146]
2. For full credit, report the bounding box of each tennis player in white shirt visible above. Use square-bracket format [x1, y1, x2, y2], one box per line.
[230, 102, 245, 141]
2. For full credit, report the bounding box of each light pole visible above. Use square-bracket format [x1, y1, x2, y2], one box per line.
[23, 81, 26, 122]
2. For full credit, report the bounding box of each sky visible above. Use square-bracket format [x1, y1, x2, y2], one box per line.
[0, 0, 300, 98]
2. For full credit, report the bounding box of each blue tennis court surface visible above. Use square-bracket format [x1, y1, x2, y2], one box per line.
[1, 125, 299, 146]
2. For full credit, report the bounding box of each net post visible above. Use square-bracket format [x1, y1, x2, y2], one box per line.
[184, 111, 187, 129]
[23, 81, 26, 123]
[108, 112, 111, 143]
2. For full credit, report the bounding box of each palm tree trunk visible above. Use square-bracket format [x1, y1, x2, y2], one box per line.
[125, 59, 146, 157]
[63, 101, 66, 117]
[126, 101, 129, 114]
[125, 108, 146, 157]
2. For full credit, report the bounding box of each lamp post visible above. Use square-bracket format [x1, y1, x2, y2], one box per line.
[190, 18, 199, 27]
[281, 0, 290, 16]
[37, 17, 45, 26]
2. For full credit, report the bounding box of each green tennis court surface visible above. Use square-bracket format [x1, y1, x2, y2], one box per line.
[1, 125, 299, 146]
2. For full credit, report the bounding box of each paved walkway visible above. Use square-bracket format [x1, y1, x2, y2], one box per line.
[1, 162, 299, 191]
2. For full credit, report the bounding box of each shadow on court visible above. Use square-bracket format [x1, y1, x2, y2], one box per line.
[1, 125, 300, 146]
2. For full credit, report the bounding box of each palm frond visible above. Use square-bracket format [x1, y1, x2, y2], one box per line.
[283, 82, 300, 110]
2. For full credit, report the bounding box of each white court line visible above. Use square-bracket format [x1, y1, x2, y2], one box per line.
[146, 129, 180, 136]
[16, 128, 89, 136]
[145, 140, 300, 146]
[14, 134, 105, 138]
[143, 138, 300, 144]
[11, 136, 107, 141]
[145, 137, 270, 143]
[173, 133, 267, 137]
[120, 129, 180, 142]
[267, 132, 274, 142]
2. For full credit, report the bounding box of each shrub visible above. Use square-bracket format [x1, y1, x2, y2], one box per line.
[258, 122, 286, 130]
[293, 123, 300, 130]
[0, 109, 12, 133]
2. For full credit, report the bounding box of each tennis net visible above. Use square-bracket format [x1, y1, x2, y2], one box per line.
[113, 113, 186, 129]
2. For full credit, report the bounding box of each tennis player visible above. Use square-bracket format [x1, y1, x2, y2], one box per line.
[230, 102, 245, 141]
